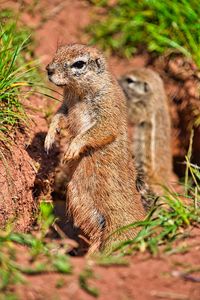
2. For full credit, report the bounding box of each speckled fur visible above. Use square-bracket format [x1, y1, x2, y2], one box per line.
[119, 68, 172, 195]
[45, 44, 145, 253]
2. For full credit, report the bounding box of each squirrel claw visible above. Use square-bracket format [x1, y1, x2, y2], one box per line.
[62, 141, 81, 164]
[44, 131, 56, 153]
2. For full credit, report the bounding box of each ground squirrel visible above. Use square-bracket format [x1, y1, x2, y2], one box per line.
[119, 68, 172, 196]
[44, 44, 145, 253]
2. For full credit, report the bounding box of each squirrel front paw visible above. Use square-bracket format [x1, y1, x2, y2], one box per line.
[44, 128, 57, 153]
[62, 139, 84, 164]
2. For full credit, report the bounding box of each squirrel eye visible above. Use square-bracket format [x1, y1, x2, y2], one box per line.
[126, 77, 136, 84]
[71, 60, 86, 69]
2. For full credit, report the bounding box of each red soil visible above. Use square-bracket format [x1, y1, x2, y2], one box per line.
[14, 227, 200, 300]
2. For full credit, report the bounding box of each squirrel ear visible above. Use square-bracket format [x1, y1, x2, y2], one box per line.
[95, 58, 105, 73]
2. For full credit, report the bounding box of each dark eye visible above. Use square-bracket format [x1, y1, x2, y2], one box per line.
[126, 77, 136, 84]
[71, 60, 86, 69]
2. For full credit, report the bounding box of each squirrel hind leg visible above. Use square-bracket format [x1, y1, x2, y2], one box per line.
[86, 210, 106, 256]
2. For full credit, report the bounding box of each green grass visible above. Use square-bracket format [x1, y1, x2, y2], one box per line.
[0, 10, 62, 145]
[88, 0, 200, 66]
[113, 194, 199, 256]
[0, 10, 39, 141]
[0, 202, 72, 296]
[105, 158, 200, 257]
[79, 268, 99, 297]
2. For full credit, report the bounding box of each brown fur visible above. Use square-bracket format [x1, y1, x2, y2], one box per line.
[45, 44, 145, 253]
[119, 68, 172, 196]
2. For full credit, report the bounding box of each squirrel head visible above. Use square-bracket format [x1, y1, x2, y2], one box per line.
[46, 44, 107, 91]
[119, 70, 153, 104]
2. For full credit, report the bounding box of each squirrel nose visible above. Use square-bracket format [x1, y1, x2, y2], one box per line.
[46, 65, 55, 76]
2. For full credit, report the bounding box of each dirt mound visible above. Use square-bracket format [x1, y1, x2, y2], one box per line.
[0, 92, 60, 231]
[153, 52, 200, 176]
[0, 130, 36, 231]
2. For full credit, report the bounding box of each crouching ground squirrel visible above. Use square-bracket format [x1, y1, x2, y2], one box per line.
[119, 68, 172, 196]
[44, 44, 145, 254]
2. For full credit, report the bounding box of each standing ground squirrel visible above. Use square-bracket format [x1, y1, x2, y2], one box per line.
[44, 44, 145, 253]
[119, 68, 172, 196]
